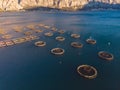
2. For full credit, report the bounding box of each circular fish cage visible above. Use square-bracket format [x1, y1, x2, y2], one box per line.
[35, 41, 46, 47]
[77, 65, 97, 79]
[35, 30, 43, 33]
[56, 36, 65, 41]
[58, 30, 65, 34]
[51, 48, 65, 55]
[2, 35, 12, 39]
[98, 51, 114, 61]
[44, 32, 53, 37]
[24, 31, 32, 36]
[71, 42, 83, 48]
[51, 27, 57, 31]
[71, 34, 80, 38]
[86, 39, 96, 44]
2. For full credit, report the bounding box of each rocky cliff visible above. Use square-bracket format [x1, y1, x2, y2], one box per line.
[0, 0, 120, 11]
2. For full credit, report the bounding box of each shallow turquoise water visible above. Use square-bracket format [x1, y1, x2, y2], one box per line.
[0, 10, 120, 90]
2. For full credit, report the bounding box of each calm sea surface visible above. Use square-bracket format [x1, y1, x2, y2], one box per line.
[0, 10, 120, 90]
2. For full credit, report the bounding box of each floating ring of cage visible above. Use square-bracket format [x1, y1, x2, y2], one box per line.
[24, 31, 32, 36]
[0, 30, 7, 35]
[39, 24, 45, 27]
[2, 35, 12, 39]
[56, 36, 65, 41]
[5, 40, 14, 46]
[12, 38, 26, 44]
[27, 24, 35, 30]
[51, 48, 65, 55]
[29, 35, 39, 40]
[35, 41, 46, 47]
[51, 27, 57, 31]
[35, 30, 43, 33]
[44, 32, 53, 37]
[58, 30, 65, 34]
[44, 25, 51, 29]
[14, 26, 23, 32]
[24, 36, 31, 41]
[71, 42, 83, 48]
[14, 29, 22, 32]
[0, 41, 6, 47]
[86, 39, 96, 44]
[98, 51, 114, 61]
[77, 65, 97, 79]
[34, 25, 40, 29]
[71, 34, 80, 38]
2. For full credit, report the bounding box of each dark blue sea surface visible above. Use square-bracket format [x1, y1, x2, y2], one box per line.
[0, 10, 120, 90]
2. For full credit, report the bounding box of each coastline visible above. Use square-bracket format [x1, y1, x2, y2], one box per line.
[0, 0, 120, 12]
[0, 7, 120, 13]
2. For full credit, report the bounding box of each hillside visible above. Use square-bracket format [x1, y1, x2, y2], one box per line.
[0, 0, 120, 11]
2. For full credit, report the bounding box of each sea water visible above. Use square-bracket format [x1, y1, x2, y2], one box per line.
[0, 10, 120, 90]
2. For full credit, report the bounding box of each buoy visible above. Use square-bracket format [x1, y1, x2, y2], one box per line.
[108, 42, 111, 46]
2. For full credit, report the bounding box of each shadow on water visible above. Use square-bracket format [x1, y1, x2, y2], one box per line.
[82, 1, 120, 10]
[24, 6, 61, 11]
[21, 1, 120, 11]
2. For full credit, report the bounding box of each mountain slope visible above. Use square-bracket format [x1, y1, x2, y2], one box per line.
[0, 0, 120, 11]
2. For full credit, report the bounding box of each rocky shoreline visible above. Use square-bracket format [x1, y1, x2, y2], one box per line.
[0, 0, 120, 12]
